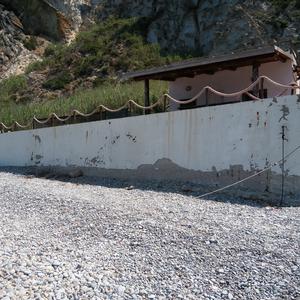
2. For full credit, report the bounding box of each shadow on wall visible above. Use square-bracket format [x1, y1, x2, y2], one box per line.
[0, 164, 291, 208]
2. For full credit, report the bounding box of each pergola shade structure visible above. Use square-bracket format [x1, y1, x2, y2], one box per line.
[124, 46, 297, 110]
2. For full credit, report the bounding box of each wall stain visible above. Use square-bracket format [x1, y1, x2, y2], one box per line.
[111, 135, 120, 145]
[33, 135, 41, 143]
[126, 133, 137, 143]
[279, 105, 290, 122]
[85, 131, 89, 143]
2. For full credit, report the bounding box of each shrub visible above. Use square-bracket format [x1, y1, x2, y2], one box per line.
[0, 75, 28, 103]
[42, 71, 72, 90]
[24, 36, 38, 51]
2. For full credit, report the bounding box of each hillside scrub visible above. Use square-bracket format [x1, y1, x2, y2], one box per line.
[26, 17, 181, 86]
[0, 80, 168, 126]
[0, 17, 180, 126]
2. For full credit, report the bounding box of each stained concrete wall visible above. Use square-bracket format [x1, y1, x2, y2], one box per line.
[0, 96, 300, 205]
[169, 60, 298, 110]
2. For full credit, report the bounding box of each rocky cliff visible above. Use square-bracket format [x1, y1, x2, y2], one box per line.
[1, 0, 300, 79]
[98, 0, 300, 55]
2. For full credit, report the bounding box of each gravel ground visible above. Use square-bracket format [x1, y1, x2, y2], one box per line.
[0, 170, 299, 300]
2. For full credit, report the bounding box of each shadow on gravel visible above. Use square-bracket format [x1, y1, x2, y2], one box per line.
[0, 167, 278, 208]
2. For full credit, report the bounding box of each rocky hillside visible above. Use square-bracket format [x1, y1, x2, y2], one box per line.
[1, 0, 300, 102]
[98, 0, 300, 55]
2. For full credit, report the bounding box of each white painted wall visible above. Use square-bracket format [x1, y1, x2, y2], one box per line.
[169, 60, 298, 110]
[0, 96, 299, 199]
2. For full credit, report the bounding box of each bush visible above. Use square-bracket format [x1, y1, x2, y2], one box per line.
[0, 75, 28, 102]
[24, 36, 38, 51]
[26, 17, 182, 84]
[42, 71, 72, 90]
[270, 0, 290, 10]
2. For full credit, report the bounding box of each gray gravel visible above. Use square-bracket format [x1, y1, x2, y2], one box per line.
[0, 170, 299, 300]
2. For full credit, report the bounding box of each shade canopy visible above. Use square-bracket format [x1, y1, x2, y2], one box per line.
[124, 46, 294, 81]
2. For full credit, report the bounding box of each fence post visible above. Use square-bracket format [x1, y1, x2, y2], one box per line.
[99, 107, 102, 120]
[163, 95, 167, 112]
[259, 77, 264, 99]
[73, 111, 77, 124]
[128, 102, 132, 117]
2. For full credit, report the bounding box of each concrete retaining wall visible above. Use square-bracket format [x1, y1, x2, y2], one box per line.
[0, 96, 300, 205]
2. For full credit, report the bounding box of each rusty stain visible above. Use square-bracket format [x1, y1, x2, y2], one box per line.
[279, 105, 290, 122]
[33, 135, 41, 143]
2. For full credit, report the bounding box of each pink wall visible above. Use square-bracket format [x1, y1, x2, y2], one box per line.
[169, 60, 298, 110]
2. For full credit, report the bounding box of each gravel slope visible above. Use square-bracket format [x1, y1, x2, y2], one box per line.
[0, 171, 299, 300]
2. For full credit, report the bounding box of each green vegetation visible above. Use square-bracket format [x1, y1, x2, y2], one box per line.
[42, 71, 72, 90]
[23, 36, 38, 51]
[0, 75, 28, 103]
[26, 17, 181, 82]
[0, 17, 181, 127]
[0, 80, 168, 126]
[270, 0, 290, 10]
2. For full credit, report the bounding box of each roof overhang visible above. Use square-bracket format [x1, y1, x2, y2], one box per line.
[124, 46, 294, 81]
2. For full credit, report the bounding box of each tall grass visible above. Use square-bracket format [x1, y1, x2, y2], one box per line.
[0, 81, 168, 126]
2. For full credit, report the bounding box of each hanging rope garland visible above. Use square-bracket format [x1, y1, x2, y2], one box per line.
[1, 76, 299, 132]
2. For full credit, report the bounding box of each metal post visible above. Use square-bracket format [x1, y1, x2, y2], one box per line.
[280, 125, 286, 207]
[144, 79, 150, 115]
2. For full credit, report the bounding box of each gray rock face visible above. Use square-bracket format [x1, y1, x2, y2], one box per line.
[1, 0, 299, 56]
[45, 0, 299, 55]
[0, 0, 71, 41]
[0, 0, 300, 79]
[0, 4, 25, 76]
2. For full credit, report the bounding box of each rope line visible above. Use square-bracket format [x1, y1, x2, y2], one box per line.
[197, 144, 300, 199]
[1, 76, 299, 132]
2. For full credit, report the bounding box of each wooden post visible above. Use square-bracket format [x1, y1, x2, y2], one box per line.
[144, 79, 150, 115]
[163, 95, 167, 112]
[259, 77, 264, 99]
[128, 101, 132, 117]
[252, 63, 260, 97]
[99, 107, 102, 120]
[291, 86, 295, 95]
[205, 88, 209, 106]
